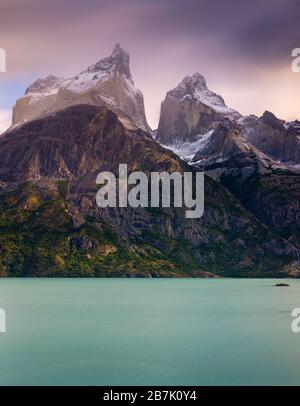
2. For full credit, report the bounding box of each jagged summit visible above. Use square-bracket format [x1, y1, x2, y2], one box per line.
[156, 72, 240, 145]
[12, 44, 151, 132]
[113, 43, 125, 54]
[260, 110, 285, 131]
[169, 73, 208, 97]
[168, 72, 233, 113]
[180, 72, 208, 88]
[89, 43, 132, 81]
[25, 44, 133, 96]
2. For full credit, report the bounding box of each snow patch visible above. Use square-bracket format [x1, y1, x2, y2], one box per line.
[161, 130, 213, 163]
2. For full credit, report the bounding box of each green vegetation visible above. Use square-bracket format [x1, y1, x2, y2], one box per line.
[0, 181, 293, 278]
[0, 183, 189, 277]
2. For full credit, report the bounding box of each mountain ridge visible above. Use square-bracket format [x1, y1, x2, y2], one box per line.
[12, 44, 151, 133]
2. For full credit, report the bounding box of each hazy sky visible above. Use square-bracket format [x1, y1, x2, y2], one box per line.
[0, 0, 299, 132]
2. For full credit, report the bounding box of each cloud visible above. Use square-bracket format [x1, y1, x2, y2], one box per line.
[0, 0, 299, 127]
[231, 0, 300, 64]
[2, 0, 298, 76]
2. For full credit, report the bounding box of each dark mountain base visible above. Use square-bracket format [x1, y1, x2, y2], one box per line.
[0, 180, 296, 278]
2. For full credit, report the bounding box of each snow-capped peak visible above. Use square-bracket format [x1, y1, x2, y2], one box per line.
[25, 44, 133, 98]
[168, 73, 208, 99]
[13, 44, 151, 133]
[183, 72, 208, 90]
[168, 72, 238, 115]
[88, 43, 132, 82]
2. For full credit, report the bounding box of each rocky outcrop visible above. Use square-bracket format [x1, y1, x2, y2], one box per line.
[240, 113, 300, 165]
[12, 44, 151, 132]
[287, 120, 300, 137]
[260, 111, 285, 131]
[192, 119, 252, 166]
[156, 73, 240, 145]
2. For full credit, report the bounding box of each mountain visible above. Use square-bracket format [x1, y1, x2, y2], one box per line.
[12, 44, 151, 133]
[0, 104, 297, 277]
[190, 119, 300, 247]
[156, 73, 240, 145]
[156, 75, 300, 251]
[240, 113, 300, 165]
[157, 74, 300, 169]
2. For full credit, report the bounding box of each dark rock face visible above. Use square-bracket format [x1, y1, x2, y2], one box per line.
[192, 119, 245, 165]
[70, 235, 98, 251]
[235, 173, 300, 248]
[0, 105, 178, 182]
[260, 111, 285, 131]
[0, 104, 296, 277]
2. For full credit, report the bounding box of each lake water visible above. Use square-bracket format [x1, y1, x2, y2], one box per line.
[0, 278, 300, 386]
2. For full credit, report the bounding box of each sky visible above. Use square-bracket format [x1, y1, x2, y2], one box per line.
[0, 0, 299, 133]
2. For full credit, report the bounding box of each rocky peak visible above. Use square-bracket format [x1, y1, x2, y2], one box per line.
[260, 111, 285, 131]
[168, 73, 208, 99]
[156, 73, 239, 145]
[191, 119, 248, 165]
[91, 43, 132, 81]
[12, 44, 150, 132]
[167, 72, 229, 111]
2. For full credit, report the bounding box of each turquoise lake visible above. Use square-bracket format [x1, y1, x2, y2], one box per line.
[0, 278, 300, 386]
